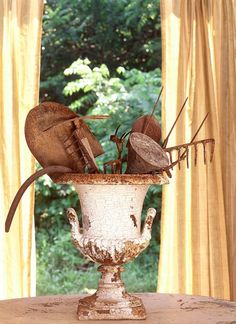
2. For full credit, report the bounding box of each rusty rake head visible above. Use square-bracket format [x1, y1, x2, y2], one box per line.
[163, 138, 215, 172]
[160, 110, 214, 176]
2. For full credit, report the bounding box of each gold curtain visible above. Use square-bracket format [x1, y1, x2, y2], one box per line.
[158, 0, 236, 300]
[0, 1, 44, 298]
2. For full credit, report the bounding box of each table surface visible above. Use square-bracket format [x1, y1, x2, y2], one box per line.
[0, 293, 236, 324]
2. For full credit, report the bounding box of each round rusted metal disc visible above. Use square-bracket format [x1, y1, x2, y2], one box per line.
[127, 132, 169, 174]
[131, 115, 162, 143]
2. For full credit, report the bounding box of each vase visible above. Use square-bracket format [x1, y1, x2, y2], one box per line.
[55, 173, 167, 320]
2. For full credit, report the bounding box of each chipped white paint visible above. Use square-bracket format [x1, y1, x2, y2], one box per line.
[67, 182, 157, 320]
[75, 184, 149, 239]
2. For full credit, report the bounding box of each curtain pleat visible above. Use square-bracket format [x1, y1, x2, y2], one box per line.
[0, 0, 44, 299]
[159, 0, 235, 300]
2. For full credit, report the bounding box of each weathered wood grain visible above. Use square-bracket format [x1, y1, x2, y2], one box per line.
[0, 293, 235, 324]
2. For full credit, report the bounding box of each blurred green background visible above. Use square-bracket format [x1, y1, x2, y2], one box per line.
[36, 0, 162, 295]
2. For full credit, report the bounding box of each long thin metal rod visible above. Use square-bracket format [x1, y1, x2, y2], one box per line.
[5, 165, 73, 232]
[43, 115, 110, 132]
[189, 112, 209, 144]
[163, 112, 210, 174]
[143, 86, 164, 134]
[178, 112, 209, 161]
[162, 97, 188, 148]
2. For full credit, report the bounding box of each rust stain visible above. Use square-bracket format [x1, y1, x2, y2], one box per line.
[111, 271, 120, 282]
[131, 305, 146, 318]
[130, 214, 137, 227]
[83, 215, 91, 230]
[145, 215, 153, 228]
[41, 302, 60, 308]
[76, 265, 147, 320]
[123, 240, 147, 259]
[97, 309, 110, 314]
[81, 239, 148, 265]
[122, 291, 127, 297]
[54, 173, 168, 185]
[81, 311, 89, 316]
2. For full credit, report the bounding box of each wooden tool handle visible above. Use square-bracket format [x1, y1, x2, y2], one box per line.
[5, 165, 73, 233]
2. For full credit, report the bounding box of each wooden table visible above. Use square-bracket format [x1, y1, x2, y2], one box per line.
[0, 293, 236, 324]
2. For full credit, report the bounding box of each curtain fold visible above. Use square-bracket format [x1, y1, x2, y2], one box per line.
[0, 0, 44, 299]
[159, 0, 236, 300]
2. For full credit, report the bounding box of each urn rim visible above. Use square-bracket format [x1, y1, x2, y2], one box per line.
[54, 173, 169, 185]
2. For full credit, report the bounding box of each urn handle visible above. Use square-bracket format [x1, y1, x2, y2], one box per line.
[141, 208, 156, 241]
[67, 208, 83, 249]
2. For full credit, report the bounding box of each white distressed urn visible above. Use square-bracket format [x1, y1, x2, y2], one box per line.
[55, 173, 167, 320]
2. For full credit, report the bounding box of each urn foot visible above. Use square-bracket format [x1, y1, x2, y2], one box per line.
[77, 265, 146, 320]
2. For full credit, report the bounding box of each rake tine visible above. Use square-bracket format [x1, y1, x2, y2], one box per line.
[203, 142, 207, 164]
[186, 146, 189, 168]
[194, 143, 198, 166]
[178, 148, 181, 170]
[210, 140, 215, 162]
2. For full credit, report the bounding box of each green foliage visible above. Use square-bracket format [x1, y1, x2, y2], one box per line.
[35, 176, 79, 228]
[64, 58, 162, 167]
[36, 227, 99, 295]
[41, 0, 161, 103]
[36, 225, 159, 295]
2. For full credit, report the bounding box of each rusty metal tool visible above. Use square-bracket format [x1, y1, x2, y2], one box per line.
[162, 97, 188, 148]
[5, 165, 73, 232]
[104, 125, 130, 174]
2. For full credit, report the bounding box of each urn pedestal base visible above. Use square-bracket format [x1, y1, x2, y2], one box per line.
[59, 175, 168, 321]
[77, 265, 146, 320]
